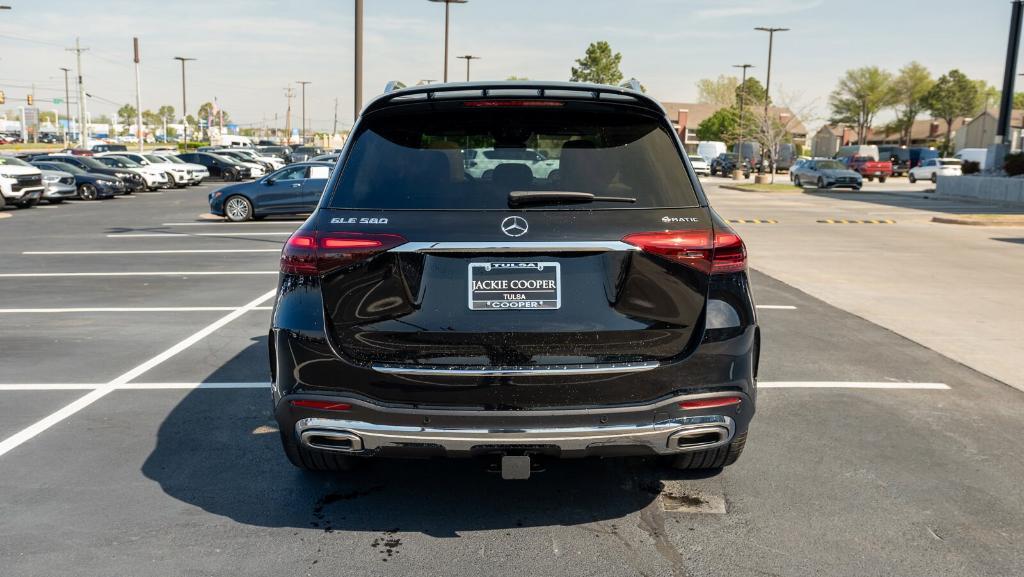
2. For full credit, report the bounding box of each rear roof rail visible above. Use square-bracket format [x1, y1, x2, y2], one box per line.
[362, 80, 664, 117]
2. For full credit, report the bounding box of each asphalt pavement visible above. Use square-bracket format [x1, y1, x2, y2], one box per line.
[1, 182, 1022, 577]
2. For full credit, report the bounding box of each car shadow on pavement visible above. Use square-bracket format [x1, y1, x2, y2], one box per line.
[141, 338, 713, 536]
[801, 189, 1024, 215]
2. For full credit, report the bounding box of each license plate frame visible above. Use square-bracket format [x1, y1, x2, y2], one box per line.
[468, 262, 561, 311]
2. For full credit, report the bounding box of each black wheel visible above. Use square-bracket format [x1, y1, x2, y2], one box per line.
[547, 169, 560, 182]
[931, 173, 937, 183]
[817, 177, 826, 189]
[224, 195, 253, 222]
[866, 175, 874, 181]
[481, 169, 494, 181]
[665, 431, 747, 470]
[77, 183, 98, 200]
[878, 176, 887, 183]
[908, 173, 916, 183]
[793, 175, 802, 187]
[280, 430, 358, 472]
[15, 197, 38, 208]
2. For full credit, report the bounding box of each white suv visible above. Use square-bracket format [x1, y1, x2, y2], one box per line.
[463, 147, 559, 181]
[0, 156, 46, 208]
[909, 158, 962, 183]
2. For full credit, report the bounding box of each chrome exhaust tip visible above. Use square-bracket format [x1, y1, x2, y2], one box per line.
[300, 429, 364, 453]
[667, 425, 731, 452]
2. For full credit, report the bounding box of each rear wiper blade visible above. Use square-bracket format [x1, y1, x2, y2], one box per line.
[508, 190, 637, 207]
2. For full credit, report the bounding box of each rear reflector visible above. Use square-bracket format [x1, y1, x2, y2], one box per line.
[289, 399, 353, 411]
[281, 231, 406, 275]
[622, 227, 746, 274]
[463, 100, 564, 108]
[679, 396, 742, 410]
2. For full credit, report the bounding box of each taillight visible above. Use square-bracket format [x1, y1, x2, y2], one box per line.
[622, 228, 746, 274]
[679, 396, 742, 410]
[280, 231, 406, 275]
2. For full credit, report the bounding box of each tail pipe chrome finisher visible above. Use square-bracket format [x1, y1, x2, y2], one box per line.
[300, 429, 364, 453]
[667, 425, 732, 452]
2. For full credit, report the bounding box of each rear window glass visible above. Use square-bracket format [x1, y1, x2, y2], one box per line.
[328, 103, 698, 210]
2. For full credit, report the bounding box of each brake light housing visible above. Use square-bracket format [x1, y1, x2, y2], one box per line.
[622, 228, 746, 274]
[679, 396, 742, 410]
[280, 231, 406, 275]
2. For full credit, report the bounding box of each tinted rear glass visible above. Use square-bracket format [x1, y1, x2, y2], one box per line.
[328, 103, 698, 210]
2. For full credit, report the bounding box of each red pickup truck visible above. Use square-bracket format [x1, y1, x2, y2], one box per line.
[844, 156, 893, 182]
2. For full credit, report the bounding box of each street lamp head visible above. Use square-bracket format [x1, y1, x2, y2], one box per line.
[754, 27, 790, 32]
[173, 56, 196, 62]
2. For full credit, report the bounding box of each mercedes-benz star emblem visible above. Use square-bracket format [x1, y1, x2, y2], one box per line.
[500, 216, 529, 237]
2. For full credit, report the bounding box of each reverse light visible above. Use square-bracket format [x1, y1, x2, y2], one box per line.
[679, 396, 742, 410]
[622, 228, 747, 274]
[289, 399, 352, 411]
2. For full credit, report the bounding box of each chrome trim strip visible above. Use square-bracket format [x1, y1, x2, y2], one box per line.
[370, 361, 660, 377]
[391, 241, 640, 253]
[296, 415, 734, 455]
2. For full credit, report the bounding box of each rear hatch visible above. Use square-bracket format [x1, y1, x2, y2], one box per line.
[301, 97, 732, 368]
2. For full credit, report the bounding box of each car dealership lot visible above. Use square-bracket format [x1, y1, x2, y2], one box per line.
[1, 183, 1023, 577]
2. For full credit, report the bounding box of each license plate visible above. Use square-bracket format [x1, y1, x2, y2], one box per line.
[468, 262, 560, 310]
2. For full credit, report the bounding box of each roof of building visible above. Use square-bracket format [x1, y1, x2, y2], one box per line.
[660, 101, 807, 135]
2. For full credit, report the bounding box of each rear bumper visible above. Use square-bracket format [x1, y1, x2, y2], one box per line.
[279, 392, 748, 459]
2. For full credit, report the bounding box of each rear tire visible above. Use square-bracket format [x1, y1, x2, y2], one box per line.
[665, 431, 747, 470]
[908, 173, 917, 183]
[879, 176, 887, 183]
[280, 430, 358, 472]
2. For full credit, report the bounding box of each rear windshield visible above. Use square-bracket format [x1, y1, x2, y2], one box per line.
[327, 103, 698, 210]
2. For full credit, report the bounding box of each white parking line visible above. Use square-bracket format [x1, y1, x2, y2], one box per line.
[0, 306, 273, 314]
[756, 305, 797, 310]
[0, 271, 278, 278]
[24, 249, 282, 255]
[0, 289, 277, 459]
[107, 232, 292, 238]
[0, 381, 950, 392]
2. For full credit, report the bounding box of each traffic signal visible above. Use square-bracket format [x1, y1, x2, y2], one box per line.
[0, 90, 4, 104]
[26, 94, 33, 106]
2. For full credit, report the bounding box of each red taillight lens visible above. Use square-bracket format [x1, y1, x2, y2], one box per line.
[463, 100, 564, 108]
[289, 399, 352, 411]
[622, 228, 746, 275]
[280, 232, 407, 275]
[679, 396, 742, 410]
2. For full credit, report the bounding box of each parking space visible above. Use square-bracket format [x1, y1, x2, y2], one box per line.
[2, 181, 1024, 576]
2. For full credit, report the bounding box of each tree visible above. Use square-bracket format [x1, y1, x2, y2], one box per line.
[696, 75, 738, 108]
[39, 111, 57, 123]
[570, 41, 623, 86]
[695, 108, 739, 143]
[749, 90, 816, 183]
[828, 66, 896, 144]
[157, 104, 175, 125]
[736, 77, 769, 108]
[1015, 93, 1024, 110]
[117, 103, 137, 127]
[923, 69, 978, 154]
[972, 80, 999, 115]
[890, 62, 933, 146]
[142, 109, 162, 133]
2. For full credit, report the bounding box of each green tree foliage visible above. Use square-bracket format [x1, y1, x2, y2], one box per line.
[828, 66, 896, 144]
[117, 103, 137, 127]
[1015, 93, 1024, 110]
[889, 62, 933, 146]
[695, 75, 738, 109]
[972, 80, 999, 115]
[570, 41, 623, 86]
[696, 108, 739, 143]
[923, 69, 978, 154]
[157, 104, 176, 125]
[141, 109, 162, 131]
[736, 77, 768, 108]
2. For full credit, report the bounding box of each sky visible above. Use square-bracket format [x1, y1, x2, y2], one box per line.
[0, 0, 1018, 133]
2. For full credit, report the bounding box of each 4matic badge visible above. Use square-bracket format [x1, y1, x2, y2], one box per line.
[662, 216, 699, 223]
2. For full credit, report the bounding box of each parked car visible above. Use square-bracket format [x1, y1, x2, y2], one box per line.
[310, 153, 341, 163]
[39, 168, 78, 203]
[177, 152, 253, 181]
[288, 146, 324, 163]
[790, 158, 862, 189]
[105, 152, 194, 188]
[696, 141, 726, 164]
[688, 154, 710, 176]
[32, 161, 124, 199]
[908, 158, 962, 183]
[877, 145, 911, 176]
[709, 152, 751, 177]
[89, 143, 128, 154]
[954, 148, 989, 171]
[257, 145, 291, 162]
[211, 148, 281, 172]
[209, 162, 334, 221]
[271, 80, 756, 478]
[463, 147, 558, 180]
[775, 143, 797, 173]
[93, 155, 170, 191]
[908, 147, 939, 170]
[34, 154, 139, 193]
[0, 156, 46, 208]
[149, 153, 209, 185]
[843, 155, 893, 182]
[788, 157, 811, 182]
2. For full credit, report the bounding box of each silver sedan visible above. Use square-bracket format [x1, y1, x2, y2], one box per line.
[40, 169, 79, 204]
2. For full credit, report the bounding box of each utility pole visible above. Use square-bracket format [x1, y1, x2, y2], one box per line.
[332, 97, 338, 135]
[354, 0, 363, 120]
[997, 1, 1024, 152]
[754, 26, 789, 175]
[173, 56, 195, 150]
[457, 55, 480, 81]
[133, 37, 143, 152]
[284, 87, 294, 144]
[66, 38, 89, 147]
[59, 67, 72, 147]
[428, 0, 468, 82]
[296, 81, 311, 143]
[732, 63, 754, 180]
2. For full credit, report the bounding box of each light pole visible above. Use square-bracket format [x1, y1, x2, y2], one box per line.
[732, 64, 754, 180]
[297, 81, 311, 143]
[457, 55, 480, 81]
[59, 67, 72, 147]
[428, 0, 468, 83]
[754, 26, 789, 174]
[173, 57, 195, 151]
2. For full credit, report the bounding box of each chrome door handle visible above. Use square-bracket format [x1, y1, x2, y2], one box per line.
[291, 183, 301, 187]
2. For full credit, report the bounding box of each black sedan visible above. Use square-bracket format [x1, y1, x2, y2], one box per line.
[208, 162, 334, 221]
[177, 152, 252, 181]
[31, 161, 125, 199]
[32, 155, 140, 193]
[709, 152, 752, 178]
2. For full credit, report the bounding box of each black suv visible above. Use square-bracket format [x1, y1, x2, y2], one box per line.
[271, 81, 758, 479]
[709, 152, 752, 178]
[178, 152, 251, 181]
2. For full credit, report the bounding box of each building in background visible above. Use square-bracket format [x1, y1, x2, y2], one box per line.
[660, 101, 807, 154]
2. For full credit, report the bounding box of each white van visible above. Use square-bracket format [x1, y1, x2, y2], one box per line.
[954, 148, 988, 170]
[697, 141, 726, 164]
[217, 135, 254, 148]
